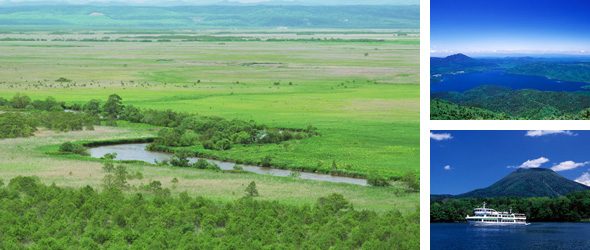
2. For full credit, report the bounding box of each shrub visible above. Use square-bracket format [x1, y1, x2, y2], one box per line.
[260, 155, 272, 167]
[11, 93, 31, 108]
[102, 162, 115, 173]
[403, 172, 419, 191]
[59, 142, 74, 153]
[367, 173, 391, 187]
[103, 152, 117, 160]
[58, 142, 90, 155]
[194, 159, 209, 169]
[170, 150, 191, 167]
[207, 162, 221, 171]
[49, 105, 64, 112]
[55, 77, 72, 82]
[316, 193, 350, 211]
[288, 171, 302, 178]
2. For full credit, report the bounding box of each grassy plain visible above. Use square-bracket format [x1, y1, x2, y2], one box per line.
[0, 29, 418, 213]
[0, 31, 419, 178]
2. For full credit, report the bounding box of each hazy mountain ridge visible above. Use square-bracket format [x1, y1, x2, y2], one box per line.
[0, 5, 419, 29]
[0, 0, 420, 6]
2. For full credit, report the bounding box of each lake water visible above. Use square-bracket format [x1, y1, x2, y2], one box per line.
[88, 143, 368, 186]
[430, 69, 590, 93]
[431, 223, 590, 250]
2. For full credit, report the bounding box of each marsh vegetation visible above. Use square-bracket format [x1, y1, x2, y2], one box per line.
[0, 12, 419, 247]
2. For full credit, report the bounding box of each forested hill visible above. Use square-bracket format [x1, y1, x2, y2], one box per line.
[432, 168, 590, 199]
[505, 61, 590, 84]
[0, 5, 419, 29]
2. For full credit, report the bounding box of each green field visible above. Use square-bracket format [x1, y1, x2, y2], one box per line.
[0, 2, 421, 246]
[0, 32, 419, 180]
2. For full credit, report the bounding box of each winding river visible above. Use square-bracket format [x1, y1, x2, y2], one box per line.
[89, 143, 368, 186]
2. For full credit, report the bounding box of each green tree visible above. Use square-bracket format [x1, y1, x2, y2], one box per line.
[102, 94, 123, 116]
[84, 99, 102, 116]
[245, 181, 259, 197]
[11, 93, 31, 108]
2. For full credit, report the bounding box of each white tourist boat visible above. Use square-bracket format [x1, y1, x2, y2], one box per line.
[465, 202, 527, 225]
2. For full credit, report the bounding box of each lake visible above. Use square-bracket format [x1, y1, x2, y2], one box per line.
[88, 143, 369, 186]
[431, 223, 590, 250]
[430, 69, 590, 93]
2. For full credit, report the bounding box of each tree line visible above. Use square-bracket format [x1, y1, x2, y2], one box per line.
[431, 190, 590, 223]
[0, 94, 102, 138]
[0, 176, 419, 249]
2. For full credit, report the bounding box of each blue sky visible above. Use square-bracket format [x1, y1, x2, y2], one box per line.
[431, 130, 590, 195]
[431, 0, 590, 57]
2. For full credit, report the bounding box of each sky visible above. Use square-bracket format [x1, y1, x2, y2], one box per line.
[431, 130, 590, 195]
[431, 0, 590, 57]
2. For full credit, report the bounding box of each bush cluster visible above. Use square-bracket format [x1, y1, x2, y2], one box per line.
[58, 142, 89, 156]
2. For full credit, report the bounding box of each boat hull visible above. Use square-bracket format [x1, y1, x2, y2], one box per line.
[467, 220, 527, 226]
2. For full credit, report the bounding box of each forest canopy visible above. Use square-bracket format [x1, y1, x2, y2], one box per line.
[0, 176, 419, 249]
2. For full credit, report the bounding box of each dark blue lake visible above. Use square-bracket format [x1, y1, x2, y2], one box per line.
[431, 223, 590, 250]
[430, 69, 590, 93]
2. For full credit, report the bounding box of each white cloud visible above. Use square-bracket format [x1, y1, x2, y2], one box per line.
[525, 130, 574, 137]
[575, 173, 590, 186]
[444, 165, 451, 170]
[507, 157, 549, 169]
[430, 132, 452, 141]
[551, 161, 589, 171]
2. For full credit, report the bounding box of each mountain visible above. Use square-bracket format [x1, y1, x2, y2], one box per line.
[432, 168, 590, 199]
[0, 0, 420, 6]
[430, 53, 499, 76]
[0, 5, 419, 29]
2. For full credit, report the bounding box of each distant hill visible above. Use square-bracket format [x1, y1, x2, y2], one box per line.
[0, 5, 419, 29]
[430, 53, 498, 76]
[506, 62, 590, 84]
[432, 168, 590, 199]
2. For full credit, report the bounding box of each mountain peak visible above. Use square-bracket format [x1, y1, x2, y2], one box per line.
[514, 167, 553, 172]
[433, 167, 590, 199]
[444, 53, 473, 62]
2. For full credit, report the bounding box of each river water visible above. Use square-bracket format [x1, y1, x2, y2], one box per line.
[88, 143, 368, 186]
[430, 69, 590, 93]
[431, 223, 590, 250]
